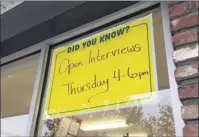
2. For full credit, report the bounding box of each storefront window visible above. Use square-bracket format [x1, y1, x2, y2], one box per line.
[38, 8, 176, 137]
[1, 53, 40, 136]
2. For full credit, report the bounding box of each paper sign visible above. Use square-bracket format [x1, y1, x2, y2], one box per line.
[68, 121, 80, 136]
[55, 118, 71, 136]
[46, 14, 156, 117]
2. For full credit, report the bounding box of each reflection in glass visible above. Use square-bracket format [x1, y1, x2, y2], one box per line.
[42, 90, 175, 137]
[1, 54, 40, 118]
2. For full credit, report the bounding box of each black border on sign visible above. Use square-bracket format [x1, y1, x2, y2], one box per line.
[47, 23, 153, 115]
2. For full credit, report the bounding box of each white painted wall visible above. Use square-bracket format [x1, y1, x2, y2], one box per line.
[1, 114, 29, 136]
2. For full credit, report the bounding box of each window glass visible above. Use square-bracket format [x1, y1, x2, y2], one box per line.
[1, 53, 40, 136]
[38, 8, 175, 137]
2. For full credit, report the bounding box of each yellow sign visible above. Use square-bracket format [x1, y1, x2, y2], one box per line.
[46, 14, 156, 117]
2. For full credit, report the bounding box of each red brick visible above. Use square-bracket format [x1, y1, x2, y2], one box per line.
[183, 124, 199, 137]
[168, 1, 181, 7]
[173, 45, 199, 63]
[195, 1, 199, 9]
[172, 29, 198, 46]
[182, 105, 199, 120]
[179, 84, 199, 99]
[171, 13, 199, 31]
[175, 64, 198, 82]
[169, 2, 189, 20]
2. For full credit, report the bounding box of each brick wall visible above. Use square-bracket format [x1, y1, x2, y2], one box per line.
[168, 1, 199, 137]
